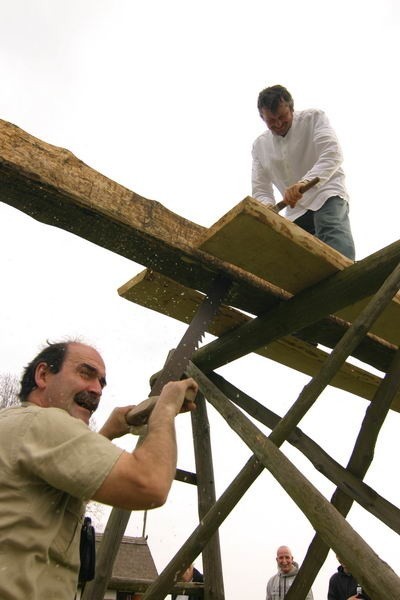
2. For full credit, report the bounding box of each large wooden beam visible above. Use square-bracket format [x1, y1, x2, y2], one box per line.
[3, 119, 399, 365]
[3, 119, 400, 347]
[0, 119, 289, 316]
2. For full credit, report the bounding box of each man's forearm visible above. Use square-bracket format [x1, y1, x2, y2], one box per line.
[133, 379, 197, 497]
[137, 400, 178, 489]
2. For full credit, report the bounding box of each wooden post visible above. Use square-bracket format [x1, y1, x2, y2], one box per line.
[191, 393, 225, 600]
[81, 507, 131, 599]
[265, 260, 400, 448]
[208, 372, 400, 534]
[188, 367, 400, 599]
[285, 346, 400, 599]
[142, 455, 264, 599]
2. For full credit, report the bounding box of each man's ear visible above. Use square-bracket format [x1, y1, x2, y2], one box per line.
[35, 362, 50, 390]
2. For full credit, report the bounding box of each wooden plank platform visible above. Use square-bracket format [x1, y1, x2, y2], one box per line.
[197, 197, 400, 346]
[118, 270, 400, 412]
[197, 196, 351, 294]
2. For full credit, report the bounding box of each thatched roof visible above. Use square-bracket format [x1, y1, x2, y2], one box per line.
[96, 534, 158, 587]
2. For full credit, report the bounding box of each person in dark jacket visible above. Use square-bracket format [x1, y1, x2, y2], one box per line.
[172, 563, 204, 599]
[328, 557, 371, 599]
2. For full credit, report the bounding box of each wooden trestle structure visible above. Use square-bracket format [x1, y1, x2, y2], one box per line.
[1, 118, 400, 599]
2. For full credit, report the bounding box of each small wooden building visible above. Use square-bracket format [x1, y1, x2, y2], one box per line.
[76, 535, 158, 600]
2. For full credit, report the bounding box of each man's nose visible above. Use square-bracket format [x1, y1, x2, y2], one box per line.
[88, 379, 103, 396]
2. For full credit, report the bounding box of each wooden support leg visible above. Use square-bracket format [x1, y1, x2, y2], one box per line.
[142, 456, 264, 599]
[208, 371, 400, 534]
[187, 365, 400, 599]
[191, 393, 225, 600]
[266, 260, 400, 448]
[81, 506, 132, 599]
[285, 346, 400, 600]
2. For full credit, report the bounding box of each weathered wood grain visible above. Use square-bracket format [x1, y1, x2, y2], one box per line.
[0, 119, 288, 316]
[198, 196, 350, 293]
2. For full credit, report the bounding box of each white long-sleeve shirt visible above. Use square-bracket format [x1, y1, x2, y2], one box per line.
[252, 108, 349, 222]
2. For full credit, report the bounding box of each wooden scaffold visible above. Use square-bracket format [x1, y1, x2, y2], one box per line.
[1, 119, 400, 599]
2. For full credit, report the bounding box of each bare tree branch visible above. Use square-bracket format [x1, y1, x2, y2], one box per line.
[0, 373, 19, 408]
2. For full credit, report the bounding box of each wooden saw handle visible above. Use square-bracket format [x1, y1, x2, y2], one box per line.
[270, 177, 320, 214]
[125, 386, 198, 427]
[126, 397, 157, 427]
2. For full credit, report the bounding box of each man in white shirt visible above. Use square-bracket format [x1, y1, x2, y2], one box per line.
[252, 84, 355, 260]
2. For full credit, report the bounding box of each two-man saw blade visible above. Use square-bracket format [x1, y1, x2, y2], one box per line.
[126, 273, 231, 426]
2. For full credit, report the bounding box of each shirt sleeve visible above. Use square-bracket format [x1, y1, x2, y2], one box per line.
[302, 110, 344, 185]
[251, 148, 276, 205]
[17, 407, 124, 500]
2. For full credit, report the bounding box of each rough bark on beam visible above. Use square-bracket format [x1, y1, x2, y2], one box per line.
[193, 243, 400, 372]
[2, 119, 398, 368]
[208, 372, 400, 534]
[0, 119, 289, 316]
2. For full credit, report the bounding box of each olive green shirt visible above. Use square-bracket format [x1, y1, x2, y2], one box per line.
[0, 403, 123, 600]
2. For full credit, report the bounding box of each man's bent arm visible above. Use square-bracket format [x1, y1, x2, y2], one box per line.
[92, 378, 198, 510]
[303, 111, 344, 184]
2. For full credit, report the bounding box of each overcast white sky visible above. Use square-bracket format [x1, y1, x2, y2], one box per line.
[1, 1, 400, 598]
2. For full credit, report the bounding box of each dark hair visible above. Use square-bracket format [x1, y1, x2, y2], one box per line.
[257, 84, 294, 114]
[19, 341, 70, 402]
